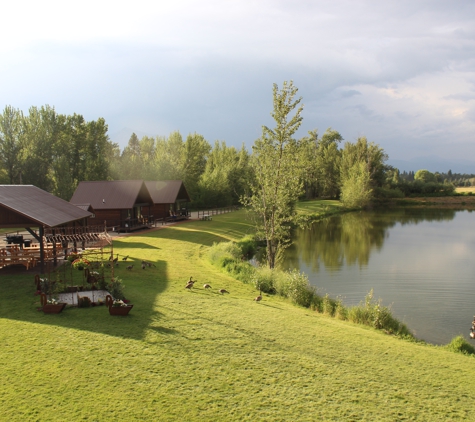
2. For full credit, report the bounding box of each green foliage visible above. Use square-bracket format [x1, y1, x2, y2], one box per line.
[340, 161, 373, 208]
[347, 289, 412, 336]
[195, 141, 251, 208]
[251, 266, 277, 293]
[285, 269, 316, 308]
[207, 241, 242, 267]
[322, 293, 336, 316]
[415, 169, 437, 183]
[107, 277, 126, 300]
[334, 297, 348, 320]
[445, 335, 475, 355]
[244, 81, 305, 268]
[339, 137, 387, 208]
[396, 179, 455, 196]
[236, 235, 257, 258]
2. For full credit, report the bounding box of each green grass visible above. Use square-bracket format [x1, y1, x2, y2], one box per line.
[1, 202, 475, 420]
[296, 198, 344, 215]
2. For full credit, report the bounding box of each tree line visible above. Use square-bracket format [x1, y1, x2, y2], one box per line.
[401, 170, 475, 187]
[0, 98, 456, 212]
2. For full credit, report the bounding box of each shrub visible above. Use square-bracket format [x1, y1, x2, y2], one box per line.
[223, 261, 255, 283]
[285, 269, 316, 308]
[236, 235, 257, 259]
[208, 241, 242, 267]
[348, 289, 413, 337]
[251, 266, 276, 294]
[108, 277, 126, 300]
[445, 335, 475, 355]
[322, 294, 336, 316]
[334, 297, 348, 320]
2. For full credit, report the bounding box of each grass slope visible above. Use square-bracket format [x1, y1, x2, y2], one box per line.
[1, 204, 475, 421]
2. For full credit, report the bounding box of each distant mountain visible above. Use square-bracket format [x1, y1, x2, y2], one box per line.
[108, 127, 155, 149]
[387, 156, 475, 175]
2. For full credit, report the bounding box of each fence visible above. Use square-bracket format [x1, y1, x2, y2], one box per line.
[196, 206, 239, 220]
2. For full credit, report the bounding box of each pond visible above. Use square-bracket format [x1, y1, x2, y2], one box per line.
[281, 207, 475, 345]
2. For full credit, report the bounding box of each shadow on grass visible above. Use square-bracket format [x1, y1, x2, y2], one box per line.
[0, 219, 253, 340]
[0, 243, 171, 341]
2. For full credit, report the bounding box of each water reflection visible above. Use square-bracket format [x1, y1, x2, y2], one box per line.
[283, 208, 457, 272]
[282, 207, 475, 345]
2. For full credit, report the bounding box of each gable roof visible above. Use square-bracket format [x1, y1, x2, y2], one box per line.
[70, 180, 153, 210]
[75, 203, 94, 212]
[144, 180, 191, 204]
[0, 185, 92, 227]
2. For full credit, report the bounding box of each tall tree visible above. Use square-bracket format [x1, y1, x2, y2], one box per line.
[243, 81, 304, 269]
[340, 137, 387, 208]
[197, 141, 250, 208]
[120, 133, 142, 179]
[22, 105, 63, 191]
[0, 106, 24, 184]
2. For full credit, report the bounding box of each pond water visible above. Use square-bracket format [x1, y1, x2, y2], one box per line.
[281, 207, 475, 345]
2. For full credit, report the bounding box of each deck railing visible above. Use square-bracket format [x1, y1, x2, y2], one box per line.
[196, 206, 239, 220]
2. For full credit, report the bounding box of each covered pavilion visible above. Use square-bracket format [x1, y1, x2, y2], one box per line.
[0, 185, 102, 273]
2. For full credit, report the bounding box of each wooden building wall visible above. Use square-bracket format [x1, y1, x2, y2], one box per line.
[87, 209, 123, 227]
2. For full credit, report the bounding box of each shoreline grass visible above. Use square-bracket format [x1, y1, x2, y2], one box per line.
[1, 202, 475, 420]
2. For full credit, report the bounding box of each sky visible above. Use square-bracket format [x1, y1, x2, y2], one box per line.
[1, 0, 475, 172]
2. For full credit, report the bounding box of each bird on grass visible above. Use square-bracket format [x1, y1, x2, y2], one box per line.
[203, 284, 212, 290]
[122, 255, 129, 261]
[142, 260, 156, 268]
[110, 254, 119, 267]
[185, 277, 195, 289]
[126, 265, 134, 270]
[141, 262, 146, 270]
[254, 291, 262, 302]
[219, 289, 229, 295]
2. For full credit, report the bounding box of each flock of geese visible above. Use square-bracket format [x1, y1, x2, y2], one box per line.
[109, 254, 263, 302]
[185, 276, 262, 302]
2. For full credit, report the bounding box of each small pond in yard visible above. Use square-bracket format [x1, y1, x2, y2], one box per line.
[281, 207, 475, 345]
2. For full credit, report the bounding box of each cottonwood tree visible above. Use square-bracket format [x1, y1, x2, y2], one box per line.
[0, 106, 24, 184]
[340, 137, 387, 208]
[243, 81, 304, 269]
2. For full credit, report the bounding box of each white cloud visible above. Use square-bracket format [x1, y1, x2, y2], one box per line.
[1, 0, 475, 165]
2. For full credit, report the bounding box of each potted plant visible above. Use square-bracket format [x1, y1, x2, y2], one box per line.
[40, 293, 67, 314]
[71, 257, 91, 271]
[105, 294, 133, 316]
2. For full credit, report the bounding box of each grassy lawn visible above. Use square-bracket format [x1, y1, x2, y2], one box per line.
[1, 203, 475, 420]
[456, 186, 475, 194]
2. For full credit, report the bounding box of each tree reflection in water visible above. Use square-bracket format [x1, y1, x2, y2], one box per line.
[282, 207, 457, 273]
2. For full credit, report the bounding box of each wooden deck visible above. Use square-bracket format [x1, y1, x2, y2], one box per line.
[0, 243, 63, 270]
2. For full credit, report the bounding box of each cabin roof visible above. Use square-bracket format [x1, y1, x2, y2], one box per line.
[0, 185, 92, 227]
[70, 180, 153, 210]
[144, 180, 191, 204]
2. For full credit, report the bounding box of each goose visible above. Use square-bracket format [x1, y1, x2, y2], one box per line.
[122, 255, 129, 261]
[126, 265, 134, 270]
[254, 291, 262, 302]
[219, 289, 229, 295]
[203, 284, 212, 290]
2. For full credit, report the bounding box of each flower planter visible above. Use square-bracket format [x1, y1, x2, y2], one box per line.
[43, 303, 67, 314]
[108, 305, 133, 316]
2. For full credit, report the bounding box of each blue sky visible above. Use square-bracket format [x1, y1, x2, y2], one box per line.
[2, 0, 474, 171]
